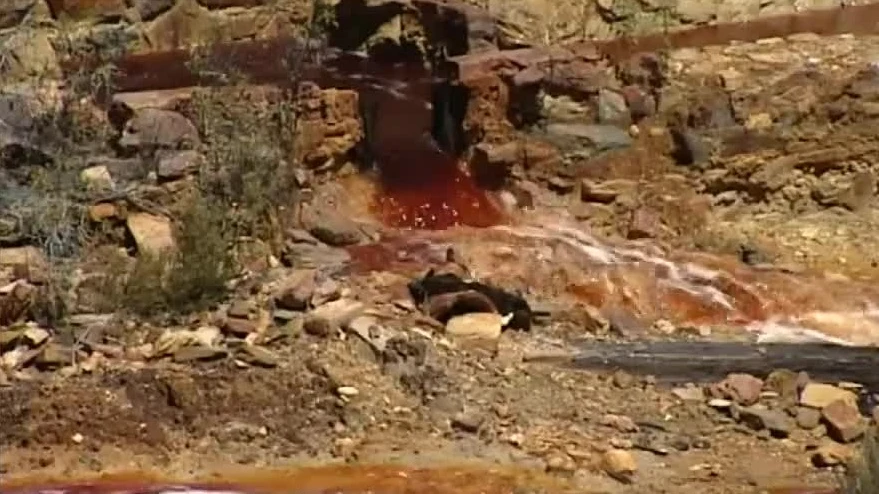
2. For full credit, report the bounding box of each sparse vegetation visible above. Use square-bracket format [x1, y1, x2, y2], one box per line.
[840, 429, 879, 494]
[98, 194, 234, 317]
[188, 84, 301, 249]
[0, 0, 341, 324]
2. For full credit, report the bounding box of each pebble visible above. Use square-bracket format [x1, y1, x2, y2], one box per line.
[811, 441, 853, 467]
[796, 406, 822, 430]
[451, 410, 484, 433]
[545, 453, 577, 474]
[337, 386, 359, 397]
[672, 385, 706, 402]
[602, 449, 637, 483]
[708, 398, 733, 408]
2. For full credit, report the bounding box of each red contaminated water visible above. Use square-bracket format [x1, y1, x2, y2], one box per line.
[358, 65, 504, 231]
[0, 465, 580, 494]
[373, 151, 504, 230]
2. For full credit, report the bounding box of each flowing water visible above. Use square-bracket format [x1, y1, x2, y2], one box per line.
[348, 214, 879, 347]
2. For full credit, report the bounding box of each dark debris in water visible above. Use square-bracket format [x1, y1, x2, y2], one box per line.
[408, 268, 534, 331]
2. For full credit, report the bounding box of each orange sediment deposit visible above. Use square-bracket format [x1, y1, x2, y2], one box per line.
[0, 465, 582, 494]
[345, 235, 447, 273]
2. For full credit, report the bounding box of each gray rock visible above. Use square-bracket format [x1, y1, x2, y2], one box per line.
[237, 345, 279, 368]
[0, 30, 59, 81]
[156, 150, 205, 180]
[796, 406, 822, 430]
[301, 204, 367, 247]
[0, 90, 51, 167]
[739, 405, 795, 438]
[451, 409, 485, 433]
[226, 299, 255, 319]
[34, 343, 73, 369]
[172, 345, 228, 363]
[90, 157, 147, 183]
[118, 108, 199, 151]
[669, 128, 710, 166]
[544, 123, 633, 152]
[273, 269, 317, 311]
[597, 89, 630, 126]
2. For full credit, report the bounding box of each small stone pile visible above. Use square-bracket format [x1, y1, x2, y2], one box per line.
[674, 370, 877, 467]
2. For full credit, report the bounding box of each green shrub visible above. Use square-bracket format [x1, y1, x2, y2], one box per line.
[100, 195, 235, 317]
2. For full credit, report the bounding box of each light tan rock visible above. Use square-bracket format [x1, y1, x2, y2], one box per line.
[80, 165, 115, 192]
[602, 448, 637, 482]
[445, 312, 504, 340]
[1, 29, 60, 80]
[800, 383, 858, 409]
[126, 213, 175, 255]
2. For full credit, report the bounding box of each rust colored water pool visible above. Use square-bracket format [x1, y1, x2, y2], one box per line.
[0, 465, 584, 494]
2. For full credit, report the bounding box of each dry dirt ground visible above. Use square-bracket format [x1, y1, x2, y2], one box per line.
[8, 28, 879, 494]
[0, 327, 843, 494]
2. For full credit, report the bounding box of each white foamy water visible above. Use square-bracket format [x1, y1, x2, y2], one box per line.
[494, 223, 738, 312]
[488, 220, 879, 347]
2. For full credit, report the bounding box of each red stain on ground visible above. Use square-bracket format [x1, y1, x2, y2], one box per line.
[346, 235, 447, 273]
[0, 465, 577, 494]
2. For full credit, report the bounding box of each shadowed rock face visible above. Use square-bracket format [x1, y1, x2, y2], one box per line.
[92, 39, 505, 231]
[62, 1, 879, 233]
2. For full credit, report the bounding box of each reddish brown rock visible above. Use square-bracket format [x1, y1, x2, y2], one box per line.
[88, 203, 121, 222]
[710, 373, 764, 406]
[424, 290, 498, 323]
[821, 399, 866, 443]
[294, 87, 362, 170]
[222, 317, 259, 336]
[627, 206, 661, 240]
[469, 142, 519, 189]
[274, 270, 318, 312]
